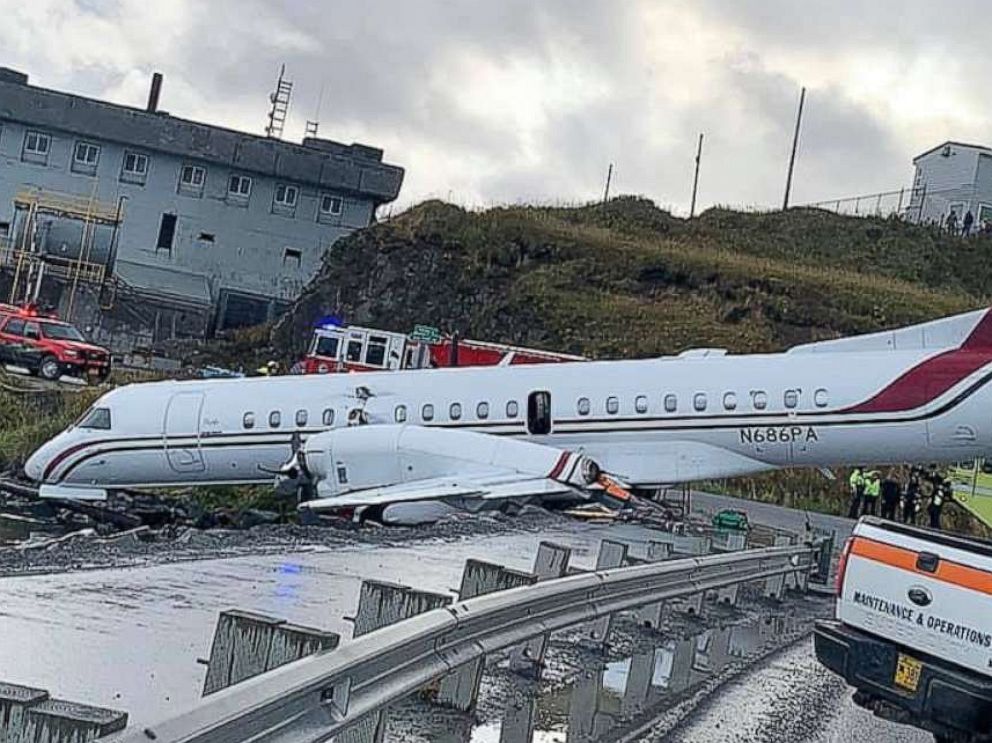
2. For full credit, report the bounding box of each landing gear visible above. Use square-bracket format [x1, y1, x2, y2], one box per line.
[357, 503, 388, 525]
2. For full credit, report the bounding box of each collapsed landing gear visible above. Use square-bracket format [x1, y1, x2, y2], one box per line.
[356, 503, 388, 525]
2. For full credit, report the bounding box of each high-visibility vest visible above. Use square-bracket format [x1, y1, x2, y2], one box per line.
[849, 470, 864, 490]
[865, 478, 880, 498]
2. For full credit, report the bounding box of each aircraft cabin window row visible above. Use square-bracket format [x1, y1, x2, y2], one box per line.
[477, 401, 489, 419]
[322, 408, 335, 426]
[693, 393, 707, 412]
[269, 411, 281, 428]
[395, 405, 407, 423]
[606, 396, 619, 415]
[635, 395, 649, 414]
[450, 402, 462, 420]
[723, 392, 737, 411]
[577, 397, 591, 416]
[243, 412, 255, 429]
[507, 400, 519, 418]
[296, 409, 308, 427]
[422, 403, 434, 421]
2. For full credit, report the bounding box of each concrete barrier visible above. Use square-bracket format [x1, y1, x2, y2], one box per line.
[580, 539, 629, 646]
[0, 682, 126, 743]
[202, 610, 339, 695]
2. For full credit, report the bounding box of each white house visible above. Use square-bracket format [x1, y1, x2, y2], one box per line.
[907, 141, 992, 226]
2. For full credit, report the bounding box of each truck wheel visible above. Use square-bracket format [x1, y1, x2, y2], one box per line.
[38, 355, 61, 381]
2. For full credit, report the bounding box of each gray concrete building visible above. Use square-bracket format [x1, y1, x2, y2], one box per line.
[0, 67, 403, 351]
[907, 141, 992, 227]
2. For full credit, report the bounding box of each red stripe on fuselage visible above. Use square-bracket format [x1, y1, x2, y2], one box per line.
[548, 451, 570, 480]
[963, 308, 992, 350]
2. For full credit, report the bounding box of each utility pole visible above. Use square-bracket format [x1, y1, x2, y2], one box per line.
[690, 133, 704, 218]
[603, 163, 614, 204]
[782, 86, 806, 210]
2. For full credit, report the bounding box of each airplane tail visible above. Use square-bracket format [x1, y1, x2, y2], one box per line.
[787, 307, 992, 355]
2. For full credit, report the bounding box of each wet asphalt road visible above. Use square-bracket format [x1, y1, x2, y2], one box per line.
[0, 492, 926, 742]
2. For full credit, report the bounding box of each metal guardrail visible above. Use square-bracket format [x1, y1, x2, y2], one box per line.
[110, 543, 815, 743]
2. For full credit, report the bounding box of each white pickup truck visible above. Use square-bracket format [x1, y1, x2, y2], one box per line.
[815, 517, 992, 742]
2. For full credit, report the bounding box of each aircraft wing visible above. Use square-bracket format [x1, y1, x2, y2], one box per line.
[300, 474, 573, 511]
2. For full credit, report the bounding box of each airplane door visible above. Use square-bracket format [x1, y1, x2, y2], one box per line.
[164, 392, 205, 473]
[527, 391, 552, 435]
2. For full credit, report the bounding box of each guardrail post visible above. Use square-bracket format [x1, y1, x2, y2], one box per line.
[18, 698, 128, 742]
[631, 541, 673, 628]
[508, 542, 571, 677]
[668, 637, 694, 691]
[567, 669, 601, 739]
[0, 682, 48, 742]
[762, 537, 791, 600]
[202, 610, 339, 695]
[580, 539, 629, 647]
[339, 581, 452, 742]
[435, 560, 536, 711]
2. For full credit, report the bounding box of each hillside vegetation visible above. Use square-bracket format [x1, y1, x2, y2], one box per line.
[274, 197, 986, 358]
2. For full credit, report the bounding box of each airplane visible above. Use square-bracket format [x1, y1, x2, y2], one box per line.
[23, 306, 992, 519]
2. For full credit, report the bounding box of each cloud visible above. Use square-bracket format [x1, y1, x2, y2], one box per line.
[0, 0, 989, 213]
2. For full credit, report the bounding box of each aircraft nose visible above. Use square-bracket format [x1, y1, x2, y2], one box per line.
[24, 447, 49, 482]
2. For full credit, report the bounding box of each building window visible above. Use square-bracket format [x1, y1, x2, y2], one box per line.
[664, 394, 677, 413]
[723, 392, 738, 411]
[577, 397, 591, 416]
[606, 396, 619, 415]
[321, 194, 343, 215]
[395, 405, 407, 423]
[635, 395, 649, 414]
[784, 389, 800, 409]
[73, 141, 100, 165]
[693, 393, 707, 412]
[295, 409, 308, 427]
[322, 408, 335, 426]
[243, 412, 255, 429]
[506, 400, 519, 418]
[269, 410, 282, 428]
[422, 403, 434, 421]
[477, 401, 490, 419]
[274, 183, 299, 208]
[123, 151, 148, 175]
[156, 214, 177, 253]
[181, 165, 205, 187]
[121, 150, 149, 185]
[283, 248, 302, 268]
[450, 402, 462, 420]
[22, 130, 51, 164]
[751, 390, 768, 410]
[228, 174, 252, 199]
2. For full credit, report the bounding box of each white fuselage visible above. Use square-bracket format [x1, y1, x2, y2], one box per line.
[24, 337, 992, 493]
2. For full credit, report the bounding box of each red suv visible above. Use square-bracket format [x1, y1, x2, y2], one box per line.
[0, 307, 111, 382]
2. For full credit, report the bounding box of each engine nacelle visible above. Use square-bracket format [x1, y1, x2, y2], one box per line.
[300, 424, 600, 498]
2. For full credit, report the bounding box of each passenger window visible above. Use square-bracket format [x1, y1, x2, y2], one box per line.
[723, 392, 737, 411]
[395, 405, 407, 423]
[476, 401, 490, 419]
[784, 389, 799, 409]
[752, 391, 768, 410]
[606, 396, 619, 415]
[269, 411, 281, 428]
[506, 400, 519, 418]
[577, 397, 591, 416]
[635, 395, 648, 414]
[422, 403, 435, 421]
[450, 402, 462, 420]
[78, 407, 111, 430]
[321, 408, 334, 426]
[346, 339, 363, 362]
[693, 393, 707, 412]
[243, 412, 255, 429]
[527, 391, 552, 435]
[295, 409, 308, 427]
[814, 388, 829, 408]
[664, 394, 677, 413]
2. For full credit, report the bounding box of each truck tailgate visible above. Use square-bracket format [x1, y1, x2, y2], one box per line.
[840, 519, 992, 678]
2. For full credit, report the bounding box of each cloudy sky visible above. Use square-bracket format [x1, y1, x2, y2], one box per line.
[1, 0, 988, 214]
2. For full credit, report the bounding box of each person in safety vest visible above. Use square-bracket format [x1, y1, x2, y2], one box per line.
[861, 470, 881, 517]
[847, 467, 866, 519]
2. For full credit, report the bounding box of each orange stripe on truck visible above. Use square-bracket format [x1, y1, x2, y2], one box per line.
[851, 536, 992, 596]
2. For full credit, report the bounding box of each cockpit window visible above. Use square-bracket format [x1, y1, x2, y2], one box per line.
[77, 407, 111, 430]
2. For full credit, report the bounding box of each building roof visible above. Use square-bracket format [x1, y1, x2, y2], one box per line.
[913, 140, 992, 163]
[0, 70, 404, 204]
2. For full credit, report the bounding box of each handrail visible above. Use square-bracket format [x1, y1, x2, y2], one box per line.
[109, 544, 814, 743]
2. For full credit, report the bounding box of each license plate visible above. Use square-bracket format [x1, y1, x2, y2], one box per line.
[894, 653, 922, 692]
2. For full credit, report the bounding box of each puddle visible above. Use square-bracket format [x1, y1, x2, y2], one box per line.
[470, 613, 801, 742]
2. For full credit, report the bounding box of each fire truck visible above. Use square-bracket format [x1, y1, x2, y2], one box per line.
[300, 322, 584, 374]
